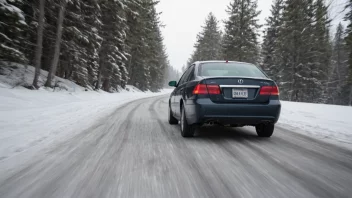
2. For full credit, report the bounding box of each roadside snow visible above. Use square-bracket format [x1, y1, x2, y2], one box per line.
[278, 101, 352, 149]
[0, 87, 172, 161]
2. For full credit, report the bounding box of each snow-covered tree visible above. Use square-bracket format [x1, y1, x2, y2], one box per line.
[0, 0, 28, 63]
[125, 0, 167, 92]
[189, 13, 222, 63]
[276, 0, 330, 102]
[96, 0, 129, 92]
[222, 0, 261, 64]
[344, 0, 352, 105]
[125, 0, 152, 91]
[308, 0, 332, 103]
[261, 0, 284, 82]
[327, 23, 349, 105]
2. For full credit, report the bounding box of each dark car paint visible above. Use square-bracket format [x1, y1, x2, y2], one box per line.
[169, 61, 281, 126]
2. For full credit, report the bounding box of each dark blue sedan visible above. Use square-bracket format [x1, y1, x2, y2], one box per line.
[168, 61, 281, 137]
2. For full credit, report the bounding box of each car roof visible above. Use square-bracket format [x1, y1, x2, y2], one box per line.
[193, 60, 254, 66]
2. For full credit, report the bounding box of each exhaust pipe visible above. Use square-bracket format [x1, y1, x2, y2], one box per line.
[208, 121, 215, 126]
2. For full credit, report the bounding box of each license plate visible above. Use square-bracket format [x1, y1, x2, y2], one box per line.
[232, 89, 248, 98]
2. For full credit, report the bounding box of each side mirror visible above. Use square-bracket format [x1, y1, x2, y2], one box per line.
[168, 81, 177, 87]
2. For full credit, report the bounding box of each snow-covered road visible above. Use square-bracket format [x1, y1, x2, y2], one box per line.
[0, 95, 352, 198]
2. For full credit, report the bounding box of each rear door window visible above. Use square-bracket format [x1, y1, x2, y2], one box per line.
[178, 66, 192, 86]
[198, 62, 267, 78]
[187, 65, 195, 81]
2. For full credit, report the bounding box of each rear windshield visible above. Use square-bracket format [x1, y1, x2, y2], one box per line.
[198, 62, 267, 78]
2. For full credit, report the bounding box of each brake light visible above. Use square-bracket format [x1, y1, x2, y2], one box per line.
[193, 84, 208, 94]
[193, 84, 221, 95]
[259, 86, 279, 96]
[271, 86, 279, 96]
[207, 85, 221, 94]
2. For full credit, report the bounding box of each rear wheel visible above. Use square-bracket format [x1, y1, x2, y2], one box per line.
[256, 124, 274, 137]
[180, 105, 196, 137]
[168, 104, 178, 125]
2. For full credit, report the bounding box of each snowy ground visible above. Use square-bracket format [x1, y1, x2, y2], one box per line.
[278, 101, 352, 149]
[0, 86, 172, 161]
[1, 88, 351, 161]
[0, 61, 173, 160]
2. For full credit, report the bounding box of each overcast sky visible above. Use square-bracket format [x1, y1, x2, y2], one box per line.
[156, 0, 348, 72]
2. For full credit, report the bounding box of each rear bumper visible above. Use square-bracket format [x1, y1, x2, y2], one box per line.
[185, 98, 281, 125]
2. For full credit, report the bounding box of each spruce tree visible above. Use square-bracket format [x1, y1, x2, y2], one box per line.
[261, 0, 284, 82]
[125, 0, 149, 91]
[189, 13, 222, 63]
[145, 2, 167, 91]
[96, 0, 128, 92]
[328, 23, 349, 105]
[80, 0, 103, 89]
[309, 0, 331, 103]
[0, 0, 170, 92]
[125, 0, 167, 91]
[0, 0, 28, 63]
[222, 0, 261, 64]
[277, 0, 315, 101]
[344, 0, 352, 105]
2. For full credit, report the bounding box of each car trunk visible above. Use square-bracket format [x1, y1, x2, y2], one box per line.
[203, 77, 275, 104]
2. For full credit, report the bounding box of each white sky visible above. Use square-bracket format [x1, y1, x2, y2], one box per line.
[156, 0, 348, 72]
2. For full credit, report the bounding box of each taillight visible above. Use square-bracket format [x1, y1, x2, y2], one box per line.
[271, 86, 279, 96]
[193, 84, 208, 94]
[207, 85, 221, 95]
[193, 84, 221, 95]
[259, 86, 279, 96]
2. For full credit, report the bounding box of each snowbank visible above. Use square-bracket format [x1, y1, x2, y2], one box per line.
[0, 62, 173, 160]
[0, 62, 85, 91]
[0, 87, 172, 161]
[278, 101, 352, 149]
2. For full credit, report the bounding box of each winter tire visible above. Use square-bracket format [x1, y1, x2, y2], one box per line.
[256, 124, 275, 137]
[180, 105, 196, 137]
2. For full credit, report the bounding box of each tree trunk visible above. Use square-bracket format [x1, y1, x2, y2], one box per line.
[45, 1, 67, 87]
[95, 61, 103, 90]
[32, 0, 45, 89]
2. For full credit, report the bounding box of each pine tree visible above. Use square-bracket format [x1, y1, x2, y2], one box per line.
[144, 2, 167, 92]
[0, 0, 28, 63]
[261, 0, 284, 82]
[328, 23, 349, 105]
[277, 0, 315, 101]
[1, 0, 170, 93]
[82, 0, 103, 89]
[344, 0, 352, 105]
[125, 0, 151, 91]
[189, 13, 222, 63]
[125, 0, 167, 91]
[222, 0, 261, 64]
[56, 0, 97, 88]
[96, 0, 128, 92]
[309, 0, 331, 103]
